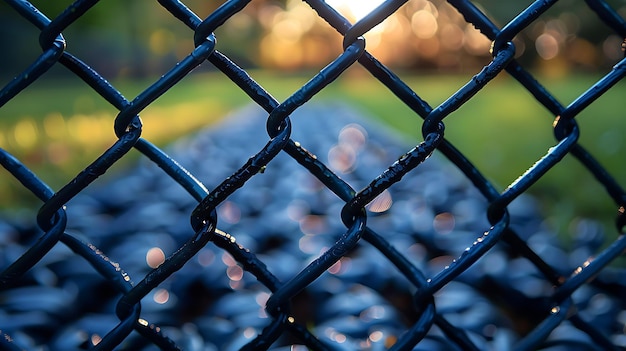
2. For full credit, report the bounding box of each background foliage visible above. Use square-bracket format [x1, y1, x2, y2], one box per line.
[1, 0, 624, 79]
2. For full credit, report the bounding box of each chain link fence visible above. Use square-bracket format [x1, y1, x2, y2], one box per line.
[1, 0, 625, 350]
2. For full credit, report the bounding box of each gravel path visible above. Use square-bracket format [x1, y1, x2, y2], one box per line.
[0, 102, 621, 350]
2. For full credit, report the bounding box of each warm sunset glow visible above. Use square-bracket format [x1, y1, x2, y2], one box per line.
[256, 0, 498, 69]
[326, 0, 386, 21]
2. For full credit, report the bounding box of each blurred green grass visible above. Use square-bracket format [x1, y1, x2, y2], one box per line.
[333, 71, 625, 242]
[0, 69, 624, 241]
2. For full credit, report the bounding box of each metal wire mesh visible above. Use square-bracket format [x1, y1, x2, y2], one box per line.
[1, 0, 625, 350]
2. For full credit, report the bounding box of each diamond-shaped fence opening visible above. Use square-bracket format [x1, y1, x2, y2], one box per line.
[0, 0, 625, 350]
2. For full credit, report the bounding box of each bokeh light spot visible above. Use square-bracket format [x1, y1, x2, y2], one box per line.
[227, 265, 244, 281]
[146, 247, 166, 268]
[13, 119, 38, 149]
[433, 212, 455, 234]
[411, 10, 438, 39]
[536, 33, 560, 60]
[91, 334, 102, 346]
[328, 144, 357, 173]
[153, 289, 170, 304]
[367, 189, 393, 213]
[369, 330, 384, 342]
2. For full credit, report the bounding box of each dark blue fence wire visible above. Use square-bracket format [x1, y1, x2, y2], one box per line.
[0, 0, 625, 350]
